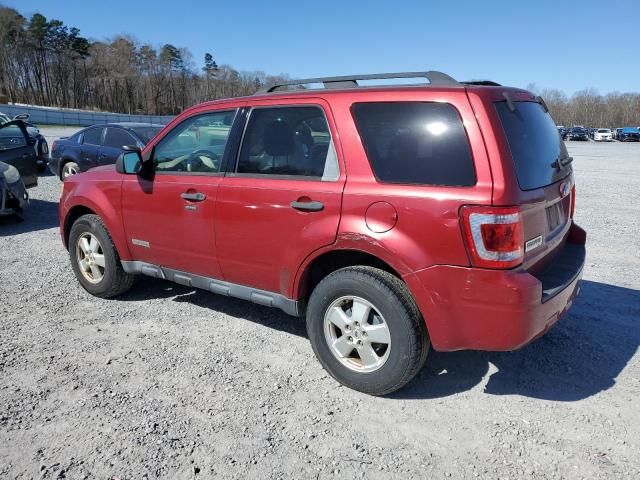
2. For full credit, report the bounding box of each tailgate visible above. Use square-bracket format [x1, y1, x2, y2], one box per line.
[520, 177, 574, 273]
[493, 98, 575, 274]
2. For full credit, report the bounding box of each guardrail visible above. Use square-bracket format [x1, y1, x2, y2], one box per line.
[0, 103, 174, 127]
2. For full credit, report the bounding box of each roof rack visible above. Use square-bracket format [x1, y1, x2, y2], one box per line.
[258, 71, 460, 94]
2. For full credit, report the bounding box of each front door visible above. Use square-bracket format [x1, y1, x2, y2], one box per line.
[0, 121, 37, 187]
[121, 109, 238, 279]
[215, 102, 345, 297]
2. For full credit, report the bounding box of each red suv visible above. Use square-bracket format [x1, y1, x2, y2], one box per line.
[59, 71, 586, 395]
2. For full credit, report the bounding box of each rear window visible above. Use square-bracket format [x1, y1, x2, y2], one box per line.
[104, 128, 135, 149]
[352, 102, 476, 186]
[496, 101, 570, 190]
[131, 126, 163, 144]
[82, 127, 103, 145]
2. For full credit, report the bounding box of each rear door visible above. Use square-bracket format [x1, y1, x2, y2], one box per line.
[100, 127, 139, 166]
[215, 99, 345, 296]
[79, 126, 103, 172]
[0, 121, 37, 187]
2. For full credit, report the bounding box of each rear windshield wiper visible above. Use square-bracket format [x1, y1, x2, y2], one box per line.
[551, 156, 573, 171]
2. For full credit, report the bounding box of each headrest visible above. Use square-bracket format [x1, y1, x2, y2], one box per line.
[264, 121, 295, 156]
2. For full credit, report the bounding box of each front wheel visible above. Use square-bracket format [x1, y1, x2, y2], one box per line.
[68, 214, 135, 298]
[306, 266, 429, 395]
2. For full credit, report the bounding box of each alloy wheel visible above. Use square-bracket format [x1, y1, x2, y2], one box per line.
[75, 232, 106, 284]
[323, 296, 391, 373]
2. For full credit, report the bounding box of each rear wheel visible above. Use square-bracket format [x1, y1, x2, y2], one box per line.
[61, 161, 79, 179]
[306, 266, 429, 395]
[69, 214, 135, 298]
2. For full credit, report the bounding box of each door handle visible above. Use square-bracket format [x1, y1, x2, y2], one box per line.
[290, 200, 324, 212]
[181, 192, 206, 202]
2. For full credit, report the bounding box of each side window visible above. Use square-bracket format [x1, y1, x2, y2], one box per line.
[237, 106, 339, 180]
[82, 127, 103, 146]
[0, 124, 27, 150]
[103, 128, 136, 149]
[352, 102, 476, 186]
[153, 110, 236, 173]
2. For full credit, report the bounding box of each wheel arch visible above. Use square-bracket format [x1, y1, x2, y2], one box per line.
[63, 196, 132, 261]
[294, 247, 407, 302]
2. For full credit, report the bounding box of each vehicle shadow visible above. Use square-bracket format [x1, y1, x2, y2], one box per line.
[117, 278, 638, 402]
[395, 280, 640, 401]
[0, 199, 59, 236]
[118, 278, 307, 338]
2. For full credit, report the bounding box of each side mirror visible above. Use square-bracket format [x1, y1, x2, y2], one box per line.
[115, 145, 143, 175]
[13, 113, 29, 120]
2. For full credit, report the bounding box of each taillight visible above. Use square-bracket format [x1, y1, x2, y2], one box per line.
[460, 205, 524, 269]
[569, 185, 576, 218]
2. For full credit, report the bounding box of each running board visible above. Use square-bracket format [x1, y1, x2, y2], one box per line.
[121, 261, 302, 317]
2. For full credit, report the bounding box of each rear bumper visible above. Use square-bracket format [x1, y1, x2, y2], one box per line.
[405, 223, 586, 352]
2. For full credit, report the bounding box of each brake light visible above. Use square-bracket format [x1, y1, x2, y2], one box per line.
[569, 185, 576, 218]
[460, 206, 524, 269]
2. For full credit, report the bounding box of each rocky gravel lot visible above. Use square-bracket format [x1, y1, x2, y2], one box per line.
[1, 136, 639, 479]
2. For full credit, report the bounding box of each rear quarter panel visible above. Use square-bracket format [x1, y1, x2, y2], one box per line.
[325, 89, 493, 273]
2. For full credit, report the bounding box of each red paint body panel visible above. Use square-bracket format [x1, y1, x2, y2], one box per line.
[121, 174, 223, 279]
[406, 226, 585, 351]
[60, 84, 585, 353]
[59, 168, 132, 261]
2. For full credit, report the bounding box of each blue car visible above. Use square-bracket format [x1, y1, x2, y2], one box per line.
[48, 122, 164, 179]
[619, 127, 640, 142]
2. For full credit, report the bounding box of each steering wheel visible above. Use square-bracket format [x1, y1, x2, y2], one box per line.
[184, 149, 220, 172]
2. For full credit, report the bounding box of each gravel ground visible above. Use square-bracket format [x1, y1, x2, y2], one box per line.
[1, 134, 639, 479]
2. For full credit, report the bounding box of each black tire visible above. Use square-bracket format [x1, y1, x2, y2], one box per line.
[68, 214, 135, 298]
[306, 266, 429, 395]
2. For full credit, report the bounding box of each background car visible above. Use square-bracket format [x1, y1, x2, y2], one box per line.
[0, 161, 29, 217]
[49, 122, 164, 179]
[0, 112, 49, 171]
[565, 127, 590, 141]
[618, 127, 640, 142]
[0, 120, 37, 188]
[593, 128, 613, 141]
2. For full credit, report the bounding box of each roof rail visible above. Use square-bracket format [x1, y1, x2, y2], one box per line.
[258, 71, 460, 94]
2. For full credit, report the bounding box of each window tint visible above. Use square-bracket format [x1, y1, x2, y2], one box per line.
[82, 127, 103, 145]
[237, 106, 338, 179]
[495, 101, 569, 190]
[103, 128, 136, 149]
[0, 124, 27, 150]
[153, 110, 235, 173]
[352, 102, 476, 186]
[130, 126, 163, 144]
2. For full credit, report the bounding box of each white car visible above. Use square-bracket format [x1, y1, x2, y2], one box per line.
[594, 128, 613, 142]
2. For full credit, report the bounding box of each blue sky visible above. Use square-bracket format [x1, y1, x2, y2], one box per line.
[5, 0, 638, 95]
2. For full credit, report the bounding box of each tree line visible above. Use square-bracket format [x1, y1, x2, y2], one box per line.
[528, 85, 640, 128]
[0, 6, 289, 115]
[1, 5, 639, 125]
